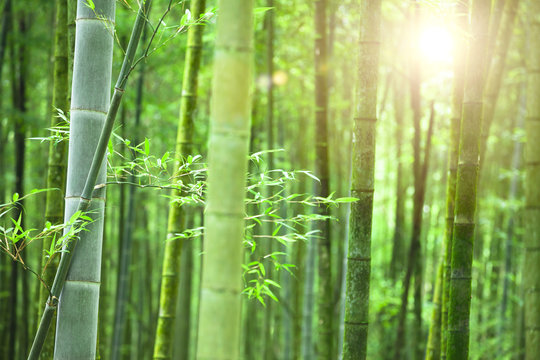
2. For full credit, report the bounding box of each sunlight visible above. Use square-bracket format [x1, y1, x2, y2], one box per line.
[420, 25, 454, 64]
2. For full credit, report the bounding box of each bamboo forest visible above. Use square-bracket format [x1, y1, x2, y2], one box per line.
[0, 0, 538, 359]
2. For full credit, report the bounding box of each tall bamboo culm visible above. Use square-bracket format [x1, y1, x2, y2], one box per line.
[28, 2, 150, 358]
[37, 0, 68, 357]
[153, 0, 206, 358]
[53, 0, 115, 358]
[523, 0, 540, 357]
[313, 0, 333, 357]
[196, 0, 253, 359]
[446, 0, 490, 358]
[342, 0, 380, 359]
[437, 1, 468, 359]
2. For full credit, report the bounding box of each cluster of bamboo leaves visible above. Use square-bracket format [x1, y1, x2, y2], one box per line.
[1, 130, 356, 307]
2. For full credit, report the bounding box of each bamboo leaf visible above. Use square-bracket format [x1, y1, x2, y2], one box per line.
[335, 197, 359, 203]
[264, 279, 281, 288]
[86, 0, 95, 10]
[144, 137, 150, 156]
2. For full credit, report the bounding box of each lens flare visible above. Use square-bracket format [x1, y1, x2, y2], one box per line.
[420, 26, 454, 64]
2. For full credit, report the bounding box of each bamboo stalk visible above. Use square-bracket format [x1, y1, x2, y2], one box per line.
[196, 0, 253, 358]
[28, 2, 151, 358]
[446, 0, 491, 358]
[342, 0, 381, 358]
[153, 0, 205, 358]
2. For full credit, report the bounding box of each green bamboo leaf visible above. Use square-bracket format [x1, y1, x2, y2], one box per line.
[86, 0, 95, 10]
[49, 234, 57, 254]
[108, 137, 114, 156]
[254, 7, 273, 15]
[297, 170, 320, 182]
[335, 197, 359, 203]
[161, 152, 170, 163]
[264, 287, 278, 302]
[272, 224, 282, 236]
[264, 279, 281, 288]
[180, 9, 192, 26]
[144, 138, 150, 156]
[12, 214, 23, 235]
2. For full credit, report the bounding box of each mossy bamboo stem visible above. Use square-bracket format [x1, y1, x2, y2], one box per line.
[440, 2, 468, 359]
[342, 0, 380, 358]
[153, 0, 205, 358]
[446, 0, 490, 358]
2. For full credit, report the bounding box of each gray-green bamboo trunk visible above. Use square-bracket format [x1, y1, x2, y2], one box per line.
[342, 0, 380, 358]
[54, 1, 115, 358]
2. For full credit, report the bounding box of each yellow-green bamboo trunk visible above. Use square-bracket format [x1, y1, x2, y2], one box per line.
[342, 0, 380, 359]
[196, 0, 253, 359]
[37, 0, 68, 357]
[426, 259, 444, 360]
[54, 1, 115, 358]
[524, 0, 540, 357]
[438, 2, 468, 359]
[153, 0, 206, 358]
[446, 0, 490, 358]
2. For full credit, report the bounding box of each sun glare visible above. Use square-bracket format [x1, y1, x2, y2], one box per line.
[420, 25, 454, 64]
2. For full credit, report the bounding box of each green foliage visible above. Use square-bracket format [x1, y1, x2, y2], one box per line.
[1, 131, 357, 311]
[29, 108, 70, 145]
[105, 139, 356, 305]
[0, 190, 93, 293]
